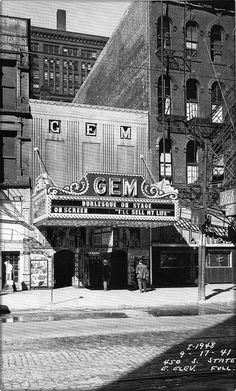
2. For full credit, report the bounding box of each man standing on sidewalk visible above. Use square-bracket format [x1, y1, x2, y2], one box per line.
[136, 260, 149, 293]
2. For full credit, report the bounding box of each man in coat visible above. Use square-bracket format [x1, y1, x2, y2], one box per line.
[136, 260, 149, 293]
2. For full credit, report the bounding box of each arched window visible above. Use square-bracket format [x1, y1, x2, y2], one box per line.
[210, 25, 223, 63]
[186, 140, 199, 184]
[186, 21, 198, 58]
[211, 81, 224, 123]
[186, 79, 199, 120]
[157, 16, 171, 51]
[159, 138, 172, 181]
[158, 75, 171, 116]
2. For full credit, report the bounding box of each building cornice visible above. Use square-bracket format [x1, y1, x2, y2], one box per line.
[29, 99, 148, 115]
[31, 27, 108, 47]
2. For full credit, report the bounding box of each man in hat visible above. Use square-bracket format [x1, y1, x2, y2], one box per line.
[136, 259, 149, 293]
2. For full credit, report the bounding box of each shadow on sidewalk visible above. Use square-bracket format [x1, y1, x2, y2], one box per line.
[205, 285, 236, 300]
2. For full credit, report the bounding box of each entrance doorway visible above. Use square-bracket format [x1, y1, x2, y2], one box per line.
[89, 255, 102, 289]
[110, 250, 127, 289]
[54, 250, 74, 288]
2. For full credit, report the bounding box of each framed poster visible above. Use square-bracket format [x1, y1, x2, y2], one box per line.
[30, 258, 48, 288]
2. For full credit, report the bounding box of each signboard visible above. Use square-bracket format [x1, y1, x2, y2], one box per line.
[44, 172, 179, 227]
[220, 188, 236, 217]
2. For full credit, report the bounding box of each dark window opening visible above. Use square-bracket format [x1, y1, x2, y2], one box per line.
[157, 16, 171, 51]
[210, 25, 223, 63]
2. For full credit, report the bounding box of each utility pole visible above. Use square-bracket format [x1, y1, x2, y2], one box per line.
[198, 141, 208, 301]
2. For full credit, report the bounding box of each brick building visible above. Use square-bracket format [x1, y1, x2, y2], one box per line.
[30, 10, 108, 102]
[73, 0, 236, 285]
[0, 15, 48, 291]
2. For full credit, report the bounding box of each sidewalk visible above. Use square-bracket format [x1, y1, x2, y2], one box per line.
[1, 283, 235, 313]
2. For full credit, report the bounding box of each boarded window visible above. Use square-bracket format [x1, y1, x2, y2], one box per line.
[117, 146, 134, 174]
[0, 61, 16, 110]
[82, 143, 101, 173]
[0, 131, 17, 182]
[45, 140, 66, 188]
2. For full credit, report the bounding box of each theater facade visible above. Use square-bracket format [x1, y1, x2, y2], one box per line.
[32, 171, 179, 289]
[24, 100, 235, 290]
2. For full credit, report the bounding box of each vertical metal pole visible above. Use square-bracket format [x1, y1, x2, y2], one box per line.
[198, 141, 207, 301]
[51, 254, 54, 305]
[149, 227, 153, 285]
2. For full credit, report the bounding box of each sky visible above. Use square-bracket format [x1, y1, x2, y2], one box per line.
[1, 0, 131, 37]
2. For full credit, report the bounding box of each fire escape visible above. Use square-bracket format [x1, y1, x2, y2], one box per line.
[155, 2, 236, 233]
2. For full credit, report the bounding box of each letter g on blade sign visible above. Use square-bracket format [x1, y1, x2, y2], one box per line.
[49, 120, 61, 134]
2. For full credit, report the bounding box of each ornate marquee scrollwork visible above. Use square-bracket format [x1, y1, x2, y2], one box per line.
[47, 177, 89, 196]
[141, 179, 178, 199]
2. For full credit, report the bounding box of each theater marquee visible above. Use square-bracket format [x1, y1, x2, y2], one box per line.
[33, 172, 179, 227]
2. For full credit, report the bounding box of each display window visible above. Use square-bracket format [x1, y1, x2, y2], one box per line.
[206, 252, 231, 267]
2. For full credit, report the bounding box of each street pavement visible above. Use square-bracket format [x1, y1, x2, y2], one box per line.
[1, 283, 235, 313]
[1, 311, 235, 390]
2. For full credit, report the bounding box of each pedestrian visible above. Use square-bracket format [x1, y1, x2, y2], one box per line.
[102, 259, 110, 291]
[136, 259, 149, 293]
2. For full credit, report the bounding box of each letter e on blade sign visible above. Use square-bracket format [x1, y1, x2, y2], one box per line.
[86, 123, 97, 136]
[120, 126, 131, 139]
[49, 120, 61, 134]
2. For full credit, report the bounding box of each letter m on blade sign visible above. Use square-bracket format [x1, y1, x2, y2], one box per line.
[120, 126, 131, 139]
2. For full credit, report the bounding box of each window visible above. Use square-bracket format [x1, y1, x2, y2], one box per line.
[186, 140, 199, 184]
[186, 21, 198, 57]
[157, 16, 171, 51]
[69, 74, 73, 82]
[158, 75, 171, 116]
[206, 252, 230, 267]
[44, 58, 48, 66]
[212, 154, 224, 183]
[186, 79, 199, 120]
[44, 72, 48, 81]
[211, 81, 224, 123]
[62, 47, 77, 56]
[44, 44, 59, 54]
[0, 132, 17, 183]
[55, 59, 60, 68]
[63, 60, 67, 68]
[210, 25, 223, 63]
[50, 72, 54, 80]
[81, 62, 86, 70]
[81, 49, 96, 59]
[0, 61, 16, 110]
[32, 42, 39, 52]
[159, 138, 172, 181]
[33, 70, 39, 80]
[87, 63, 91, 71]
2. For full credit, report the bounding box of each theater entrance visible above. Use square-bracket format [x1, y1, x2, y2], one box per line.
[110, 250, 127, 289]
[54, 250, 74, 288]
